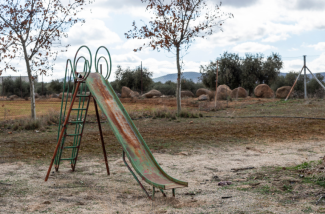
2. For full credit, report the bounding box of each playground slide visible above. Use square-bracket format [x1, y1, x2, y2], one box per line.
[85, 73, 188, 190]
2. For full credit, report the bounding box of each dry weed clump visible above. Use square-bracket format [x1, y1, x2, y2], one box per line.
[128, 107, 202, 120]
[0, 109, 60, 131]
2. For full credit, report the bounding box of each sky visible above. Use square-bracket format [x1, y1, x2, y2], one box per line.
[3, 0, 325, 82]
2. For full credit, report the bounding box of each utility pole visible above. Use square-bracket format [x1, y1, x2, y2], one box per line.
[304, 55, 307, 99]
[42, 73, 44, 96]
[214, 60, 218, 108]
[140, 61, 143, 94]
[20, 75, 22, 98]
[1, 77, 3, 97]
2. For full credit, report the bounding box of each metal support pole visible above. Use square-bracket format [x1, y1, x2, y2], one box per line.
[141, 61, 143, 95]
[122, 150, 152, 200]
[285, 66, 304, 101]
[94, 98, 110, 175]
[306, 67, 325, 90]
[214, 60, 218, 108]
[100, 64, 102, 75]
[304, 55, 307, 99]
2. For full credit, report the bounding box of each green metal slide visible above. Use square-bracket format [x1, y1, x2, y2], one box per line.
[85, 72, 188, 192]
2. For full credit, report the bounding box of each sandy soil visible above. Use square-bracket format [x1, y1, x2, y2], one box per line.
[1, 139, 324, 214]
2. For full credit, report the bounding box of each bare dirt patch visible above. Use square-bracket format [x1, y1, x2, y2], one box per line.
[0, 140, 324, 213]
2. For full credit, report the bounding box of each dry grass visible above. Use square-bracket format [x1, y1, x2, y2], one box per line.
[1, 97, 325, 213]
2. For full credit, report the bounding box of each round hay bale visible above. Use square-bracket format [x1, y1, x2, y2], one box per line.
[198, 94, 209, 101]
[142, 89, 162, 98]
[217, 85, 232, 100]
[130, 91, 140, 98]
[9, 95, 19, 99]
[121, 86, 132, 98]
[254, 84, 274, 98]
[231, 87, 248, 98]
[276, 86, 292, 99]
[59, 92, 72, 99]
[51, 94, 59, 98]
[196, 88, 210, 97]
[181, 90, 195, 98]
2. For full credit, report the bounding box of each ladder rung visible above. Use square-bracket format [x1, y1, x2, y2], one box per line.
[66, 134, 81, 137]
[64, 146, 79, 149]
[72, 108, 87, 111]
[60, 158, 76, 161]
[76, 94, 89, 97]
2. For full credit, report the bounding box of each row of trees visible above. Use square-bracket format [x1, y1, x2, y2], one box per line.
[0, 78, 68, 97]
[200, 52, 283, 94]
[110, 65, 204, 95]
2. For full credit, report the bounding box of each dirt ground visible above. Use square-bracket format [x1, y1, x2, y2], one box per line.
[1, 140, 325, 213]
[1, 98, 325, 213]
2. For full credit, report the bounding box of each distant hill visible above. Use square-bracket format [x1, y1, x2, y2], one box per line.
[280, 72, 325, 79]
[153, 72, 202, 83]
[153, 72, 325, 84]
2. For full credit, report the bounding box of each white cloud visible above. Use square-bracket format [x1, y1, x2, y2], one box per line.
[308, 42, 325, 51]
[282, 59, 303, 72]
[262, 33, 290, 43]
[307, 54, 325, 73]
[232, 42, 277, 53]
[288, 48, 298, 51]
[282, 54, 325, 74]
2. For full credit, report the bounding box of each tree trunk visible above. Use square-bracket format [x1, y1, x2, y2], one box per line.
[22, 43, 36, 120]
[176, 45, 181, 116]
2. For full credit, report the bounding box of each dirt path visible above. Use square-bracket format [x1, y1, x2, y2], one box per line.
[1, 139, 324, 213]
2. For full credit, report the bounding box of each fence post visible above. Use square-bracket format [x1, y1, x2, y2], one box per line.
[2, 77, 4, 97]
[304, 55, 307, 99]
[214, 60, 218, 108]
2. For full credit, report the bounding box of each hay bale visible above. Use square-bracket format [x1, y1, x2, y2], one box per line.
[130, 91, 140, 98]
[181, 90, 195, 98]
[217, 85, 232, 100]
[59, 92, 72, 99]
[196, 88, 210, 97]
[254, 84, 274, 98]
[51, 94, 59, 98]
[276, 86, 292, 99]
[9, 95, 19, 99]
[121, 86, 139, 98]
[142, 89, 162, 98]
[121, 86, 132, 98]
[198, 94, 209, 101]
[231, 87, 248, 98]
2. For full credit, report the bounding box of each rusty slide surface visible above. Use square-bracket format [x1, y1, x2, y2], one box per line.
[86, 73, 188, 190]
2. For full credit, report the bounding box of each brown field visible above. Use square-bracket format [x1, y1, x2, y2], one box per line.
[1, 97, 325, 213]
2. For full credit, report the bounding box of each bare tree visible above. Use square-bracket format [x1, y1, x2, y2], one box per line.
[0, 0, 91, 119]
[125, 0, 233, 115]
